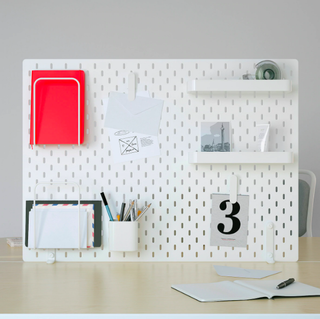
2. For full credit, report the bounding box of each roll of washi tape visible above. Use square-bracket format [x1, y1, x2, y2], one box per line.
[255, 60, 281, 80]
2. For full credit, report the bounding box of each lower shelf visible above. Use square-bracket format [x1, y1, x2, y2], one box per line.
[188, 152, 294, 164]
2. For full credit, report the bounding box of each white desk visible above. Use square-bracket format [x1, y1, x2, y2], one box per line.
[0, 238, 319, 314]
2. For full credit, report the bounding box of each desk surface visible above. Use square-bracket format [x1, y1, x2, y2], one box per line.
[0, 237, 319, 314]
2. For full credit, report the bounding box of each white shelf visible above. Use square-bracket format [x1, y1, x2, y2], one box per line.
[187, 80, 292, 92]
[188, 152, 294, 164]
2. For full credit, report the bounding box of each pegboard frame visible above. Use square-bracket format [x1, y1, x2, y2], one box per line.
[22, 59, 299, 262]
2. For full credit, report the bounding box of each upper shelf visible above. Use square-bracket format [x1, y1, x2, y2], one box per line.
[189, 152, 294, 164]
[187, 80, 292, 92]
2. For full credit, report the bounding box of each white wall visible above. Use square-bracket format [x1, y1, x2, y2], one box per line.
[0, 0, 319, 237]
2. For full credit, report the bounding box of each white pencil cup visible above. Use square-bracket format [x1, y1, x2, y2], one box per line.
[108, 221, 138, 252]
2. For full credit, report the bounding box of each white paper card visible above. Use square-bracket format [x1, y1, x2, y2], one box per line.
[210, 194, 249, 247]
[214, 265, 280, 279]
[28, 207, 87, 249]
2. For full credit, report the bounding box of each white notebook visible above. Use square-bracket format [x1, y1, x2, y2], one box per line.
[171, 280, 320, 302]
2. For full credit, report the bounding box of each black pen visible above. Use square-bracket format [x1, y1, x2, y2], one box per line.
[276, 278, 295, 289]
[100, 192, 114, 221]
[120, 202, 126, 221]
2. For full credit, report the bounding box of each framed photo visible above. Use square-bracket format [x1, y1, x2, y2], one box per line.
[201, 122, 231, 152]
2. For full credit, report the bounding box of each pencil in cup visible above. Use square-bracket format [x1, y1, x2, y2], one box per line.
[123, 200, 135, 221]
[135, 203, 152, 221]
[137, 207, 144, 216]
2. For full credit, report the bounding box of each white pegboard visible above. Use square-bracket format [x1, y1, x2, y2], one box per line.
[22, 59, 299, 262]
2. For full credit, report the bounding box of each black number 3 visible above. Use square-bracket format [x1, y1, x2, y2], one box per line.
[217, 200, 241, 235]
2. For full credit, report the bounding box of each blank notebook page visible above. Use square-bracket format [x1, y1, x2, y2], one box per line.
[236, 280, 320, 299]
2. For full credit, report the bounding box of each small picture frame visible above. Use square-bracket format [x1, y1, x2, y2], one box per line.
[201, 122, 231, 152]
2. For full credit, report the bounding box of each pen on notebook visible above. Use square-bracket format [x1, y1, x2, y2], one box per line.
[135, 203, 152, 221]
[100, 192, 114, 221]
[120, 202, 126, 221]
[123, 200, 135, 221]
[276, 278, 295, 289]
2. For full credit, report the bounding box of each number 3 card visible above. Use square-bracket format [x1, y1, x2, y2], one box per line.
[210, 194, 249, 248]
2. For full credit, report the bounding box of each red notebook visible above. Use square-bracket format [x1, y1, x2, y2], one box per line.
[30, 70, 85, 145]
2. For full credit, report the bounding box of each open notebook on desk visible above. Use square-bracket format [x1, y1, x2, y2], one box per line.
[172, 280, 320, 302]
[25, 200, 102, 249]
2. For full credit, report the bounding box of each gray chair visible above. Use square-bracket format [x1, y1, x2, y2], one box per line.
[299, 170, 316, 237]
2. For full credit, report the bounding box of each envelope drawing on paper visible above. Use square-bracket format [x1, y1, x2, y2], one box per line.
[119, 136, 139, 155]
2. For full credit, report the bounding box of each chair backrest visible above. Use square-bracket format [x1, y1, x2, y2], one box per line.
[299, 169, 317, 237]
